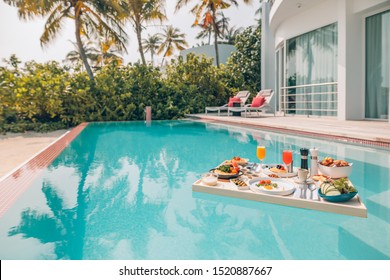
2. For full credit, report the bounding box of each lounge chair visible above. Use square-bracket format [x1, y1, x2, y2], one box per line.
[205, 91, 251, 115]
[227, 89, 275, 117]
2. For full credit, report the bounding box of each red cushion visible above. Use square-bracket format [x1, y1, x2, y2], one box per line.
[251, 96, 266, 107]
[228, 97, 241, 107]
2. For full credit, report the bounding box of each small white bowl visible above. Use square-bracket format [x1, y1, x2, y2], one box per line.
[201, 172, 219, 186]
[318, 162, 353, 178]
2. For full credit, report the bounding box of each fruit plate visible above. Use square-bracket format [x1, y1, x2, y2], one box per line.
[318, 189, 358, 202]
[249, 177, 296, 196]
[262, 164, 298, 178]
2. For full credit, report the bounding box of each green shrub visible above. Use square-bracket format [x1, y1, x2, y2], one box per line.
[0, 49, 261, 133]
[224, 26, 262, 94]
[164, 54, 230, 114]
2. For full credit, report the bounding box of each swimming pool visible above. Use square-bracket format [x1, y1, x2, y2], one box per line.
[0, 120, 389, 259]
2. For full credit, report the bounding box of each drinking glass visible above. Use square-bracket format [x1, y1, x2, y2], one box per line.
[282, 145, 293, 172]
[256, 146, 266, 170]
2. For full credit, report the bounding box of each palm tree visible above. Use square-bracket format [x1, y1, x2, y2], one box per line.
[142, 34, 162, 66]
[4, 0, 128, 81]
[64, 41, 99, 68]
[222, 25, 243, 44]
[124, 0, 166, 65]
[94, 36, 124, 67]
[176, 0, 253, 67]
[157, 26, 188, 67]
[195, 12, 229, 45]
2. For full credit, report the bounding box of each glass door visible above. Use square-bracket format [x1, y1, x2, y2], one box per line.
[365, 10, 390, 120]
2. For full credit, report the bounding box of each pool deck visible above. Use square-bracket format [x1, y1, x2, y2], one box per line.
[187, 114, 390, 148]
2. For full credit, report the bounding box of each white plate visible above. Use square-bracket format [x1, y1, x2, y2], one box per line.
[249, 177, 296, 196]
[262, 164, 298, 178]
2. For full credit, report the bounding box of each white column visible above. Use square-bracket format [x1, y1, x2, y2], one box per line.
[261, 2, 276, 93]
[337, 0, 364, 120]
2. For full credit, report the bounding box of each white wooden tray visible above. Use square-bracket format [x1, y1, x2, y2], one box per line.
[192, 178, 367, 218]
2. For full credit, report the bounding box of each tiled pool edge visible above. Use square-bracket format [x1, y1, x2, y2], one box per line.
[0, 123, 88, 218]
[188, 116, 390, 149]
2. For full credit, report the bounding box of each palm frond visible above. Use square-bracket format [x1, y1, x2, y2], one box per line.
[4, 0, 59, 19]
[40, 4, 71, 47]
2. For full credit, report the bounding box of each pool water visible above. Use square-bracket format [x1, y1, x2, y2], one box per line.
[0, 121, 389, 260]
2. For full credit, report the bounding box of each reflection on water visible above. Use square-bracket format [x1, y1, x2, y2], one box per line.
[0, 121, 389, 259]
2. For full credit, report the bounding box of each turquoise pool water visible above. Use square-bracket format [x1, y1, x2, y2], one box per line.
[0, 121, 389, 260]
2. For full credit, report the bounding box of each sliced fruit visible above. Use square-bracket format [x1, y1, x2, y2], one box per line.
[321, 182, 333, 194]
[325, 190, 341, 196]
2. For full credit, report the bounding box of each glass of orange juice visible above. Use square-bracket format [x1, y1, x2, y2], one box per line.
[256, 145, 266, 170]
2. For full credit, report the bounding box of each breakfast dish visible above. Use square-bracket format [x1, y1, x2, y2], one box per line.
[318, 157, 353, 178]
[318, 178, 358, 202]
[269, 165, 287, 173]
[230, 178, 249, 190]
[320, 157, 350, 167]
[262, 164, 298, 178]
[249, 177, 295, 196]
[210, 161, 242, 179]
[231, 156, 249, 165]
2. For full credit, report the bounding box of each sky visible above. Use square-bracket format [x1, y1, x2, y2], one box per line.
[0, 1, 260, 65]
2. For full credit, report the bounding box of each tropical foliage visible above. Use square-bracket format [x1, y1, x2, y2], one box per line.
[195, 12, 229, 45]
[142, 34, 162, 66]
[64, 41, 99, 68]
[65, 37, 124, 68]
[4, 0, 128, 81]
[176, 0, 253, 67]
[157, 26, 188, 67]
[0, 54, 231, 132]
[222, 25, 243, 44]
[123, 0, 166, 65]
[0, 22, 262, 133]
[223, 25, 261, 93]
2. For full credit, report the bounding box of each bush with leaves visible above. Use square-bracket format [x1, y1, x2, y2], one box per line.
[164, 54, 230, 115]
[0, 57, 71, 131]
[224, 26, 261, 94]
[1, 51, 261, 133]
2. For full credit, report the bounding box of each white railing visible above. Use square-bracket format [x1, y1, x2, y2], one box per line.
[280, 82, 338, 117]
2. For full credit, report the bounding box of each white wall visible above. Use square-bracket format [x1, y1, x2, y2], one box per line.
[271, 0, 338, 47]
[268, 0, 390, 122]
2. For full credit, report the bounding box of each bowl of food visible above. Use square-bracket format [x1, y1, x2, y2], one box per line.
[318, 178, 358, 202]
[318, 190, 358, 202]
[318, 157, 352, 178]
[210, 160, 242, 179]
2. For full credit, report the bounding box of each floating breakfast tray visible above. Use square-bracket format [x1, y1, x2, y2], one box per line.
[192, 178, 367, 218]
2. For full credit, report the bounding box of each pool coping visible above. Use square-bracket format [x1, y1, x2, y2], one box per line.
[0, 123, 88, 218]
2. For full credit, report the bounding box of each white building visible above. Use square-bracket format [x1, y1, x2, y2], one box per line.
[180, 44, 236, 65]
[261, 0, 390, 123]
